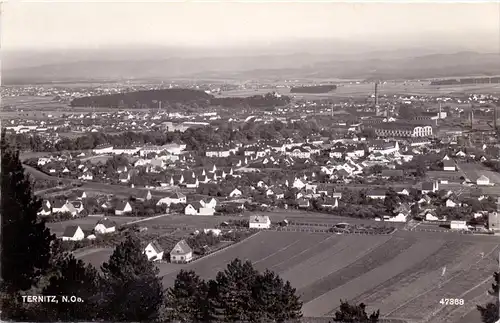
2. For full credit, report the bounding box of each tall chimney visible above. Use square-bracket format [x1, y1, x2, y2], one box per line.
[374, 82, 379, 107]
[493, 104, 498, 133]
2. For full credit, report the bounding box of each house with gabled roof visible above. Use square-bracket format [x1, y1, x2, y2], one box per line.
[170, 240, 193, 263]
[229, 188, 243, 198]
[200, 197, 218, 209]
[144, 241, 164, 262]
[119, 172, 131, 183]
[297, 198, 310, 208]
[62, 225, 85, 241]
[184, 177, 199, 188]
[115, 201, 132, 215]
[443, 159, 456, 171]
[249, 215, 271, 229]
[137, 190, 152, 202]
[94, 218, 117, 234]
[73, 190, 87, 200]
[421, 180, 439, 194]
[37, 205, 52, 216]
[157, 192, 186, 206]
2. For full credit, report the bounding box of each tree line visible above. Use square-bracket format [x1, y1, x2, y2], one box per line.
[4, 119, 321, 152]
[69, 88, 291, 110]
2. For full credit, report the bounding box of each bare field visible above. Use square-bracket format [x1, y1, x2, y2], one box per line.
[221, 82, 500, 99]
[159, 230, 499, 322]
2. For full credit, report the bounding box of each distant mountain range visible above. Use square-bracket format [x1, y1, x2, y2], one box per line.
[3, 50, 499, 84]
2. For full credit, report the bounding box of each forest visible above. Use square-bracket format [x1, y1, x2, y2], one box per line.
[70, 89, 291, 109]
[290, 85, 337, 94]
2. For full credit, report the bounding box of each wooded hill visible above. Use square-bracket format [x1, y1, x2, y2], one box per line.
[290, 85, 337, 93]
[70, 89, 291, 109]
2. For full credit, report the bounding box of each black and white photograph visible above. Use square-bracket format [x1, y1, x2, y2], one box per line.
[2, 1, 500, 322]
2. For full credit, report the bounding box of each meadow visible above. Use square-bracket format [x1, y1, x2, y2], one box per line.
[221, 82, 500, 99]
[158, 230, 499, 323]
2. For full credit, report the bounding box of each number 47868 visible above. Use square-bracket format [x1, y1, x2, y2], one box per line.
[440, 298, 464, 306]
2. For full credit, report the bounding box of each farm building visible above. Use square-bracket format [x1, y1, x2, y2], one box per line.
[442, 159, 456, 171]
[137, 190, 152, 201]
[62, 226, 85, 241]
[170, 240, 193, 263]
[115, 201, 132, 215]
[94, 218, 116, 234]
[488, 212, 500, 232]
[144, 241, 164, 262]
[421, 180, 439, 194]
[477, 175, 491, 186]
[450, 220, 468, 230]
[249, 215, 271, 229]
[367, 190, 386, 200]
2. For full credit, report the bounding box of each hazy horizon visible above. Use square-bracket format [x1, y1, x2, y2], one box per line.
[3, 2, 500, 53]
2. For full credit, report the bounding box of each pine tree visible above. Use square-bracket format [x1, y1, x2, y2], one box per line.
[477, 271, 499, 323]
[252, 269, 303, 322]
[211, 258, 259, 322]
[333, 300, 380, 322]
[1, 134, 55, 294]
[41, 254, 101, 321]
[165, 270, 212, 322]
[100, 234, 164, 321]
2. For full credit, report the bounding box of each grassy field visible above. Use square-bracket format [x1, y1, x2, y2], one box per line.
[458, 162, 500, 184]
[158, 230, 499, 322]
[221, 82, 500, 99]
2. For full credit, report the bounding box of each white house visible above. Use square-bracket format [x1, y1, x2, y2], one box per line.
[421, 181, 439, 194]
[201, 198, 218, 209]
[367, 190, 386, 200]
[249, 215, 271, 229]
[94, 218, 116, 234]
[170, 240, 193, 263]
[450, 220, 468, 230]
[229, 188, 242, 198]
[61, 226, 85, 241]
[385, 213, 408, 223]
[477, 175, 491, 186]
[115, 201, 132, 215]
[442, 159, 456, 171]
[144, 241, 164, 262]
[157, 192, 187, 206]
[78, 172, 94, 181]
[445, 199, 458, 208]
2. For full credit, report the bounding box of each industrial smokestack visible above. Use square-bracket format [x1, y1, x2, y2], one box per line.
[374, 82, 379, 107]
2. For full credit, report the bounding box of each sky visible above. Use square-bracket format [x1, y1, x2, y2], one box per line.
[2, 1, 500, 51]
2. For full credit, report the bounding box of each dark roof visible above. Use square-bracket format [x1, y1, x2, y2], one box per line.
[367, 189, 386, 196]
[422, 182, 435, 190]
[115, 201, 130, 211]
[62, 225, 81, 237]
[149, 241, 164, 254]
[381, 169, 404, 177]
[96, 218, 116, 228]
